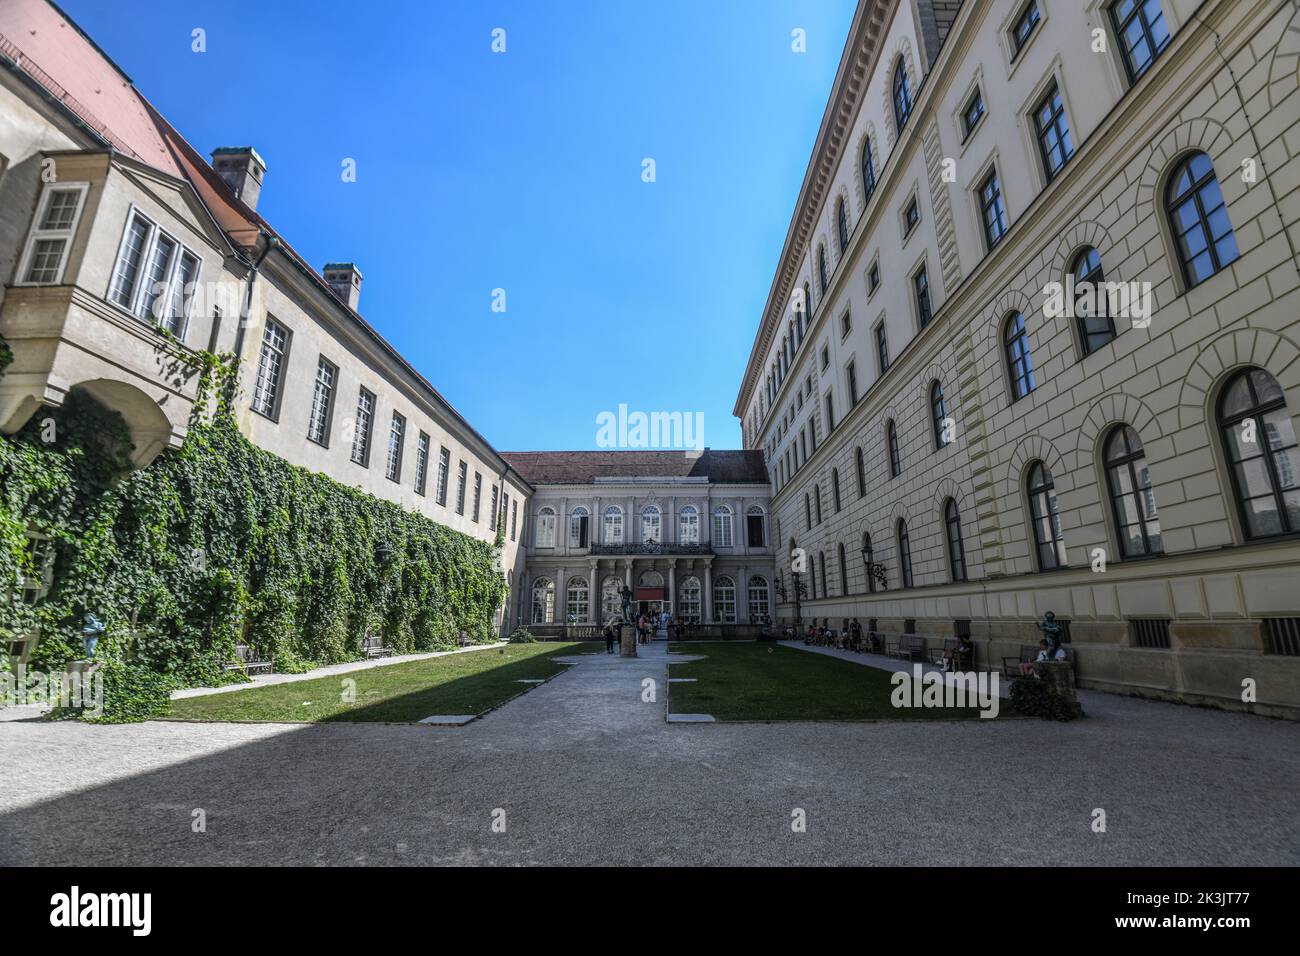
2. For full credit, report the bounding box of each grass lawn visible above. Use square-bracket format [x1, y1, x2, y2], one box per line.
[165, 642, 600, 723]
[667, 642, 993, 721]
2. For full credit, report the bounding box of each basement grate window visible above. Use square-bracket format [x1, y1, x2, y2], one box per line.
[1264, 618, 1300, 656]
[1131, 618, 1171, 649]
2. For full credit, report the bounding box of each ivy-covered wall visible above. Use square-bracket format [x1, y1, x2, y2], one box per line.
[1, 351, 507, 698]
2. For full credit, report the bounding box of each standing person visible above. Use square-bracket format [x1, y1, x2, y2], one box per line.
[604, 620, 617, 654]
[637, 612, 648, 645]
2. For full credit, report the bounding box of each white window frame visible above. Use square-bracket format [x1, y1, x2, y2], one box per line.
[604, 506, 624, 544]
[712, 506, 734, 548]
[536, 507, 557, 548]
[15, 182, 89, 287]
[103, 203, 202, 339]
[679, 506, 700, 545]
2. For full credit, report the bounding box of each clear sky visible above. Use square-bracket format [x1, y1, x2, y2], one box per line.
[60, 0, 855, 452]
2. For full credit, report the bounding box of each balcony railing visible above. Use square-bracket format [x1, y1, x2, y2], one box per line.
[589, 542, 714, 556]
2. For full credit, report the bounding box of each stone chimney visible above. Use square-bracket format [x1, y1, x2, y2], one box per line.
[323, 263, 363, 311]
[210, 147, 267, 210]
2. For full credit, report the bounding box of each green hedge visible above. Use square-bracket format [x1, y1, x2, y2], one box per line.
[1, 355, 507, 710]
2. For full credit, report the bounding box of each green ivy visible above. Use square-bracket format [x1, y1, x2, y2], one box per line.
[1, 349, 507, 718]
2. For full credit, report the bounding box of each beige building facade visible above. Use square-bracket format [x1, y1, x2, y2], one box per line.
[736, 0, 1300, 717]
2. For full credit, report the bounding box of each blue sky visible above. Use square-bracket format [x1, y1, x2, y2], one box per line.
[62, 0, 854, 451]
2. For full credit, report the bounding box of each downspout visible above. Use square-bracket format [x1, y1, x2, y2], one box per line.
[232, 231, 279, 361]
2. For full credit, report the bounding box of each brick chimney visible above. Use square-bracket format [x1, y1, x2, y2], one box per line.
[323, 263, 362, 311]
[210, 147, 267, 210]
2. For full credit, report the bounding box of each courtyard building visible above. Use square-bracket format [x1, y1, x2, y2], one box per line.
[500, 451, 777, 635]
[735, 0, 1300, 717]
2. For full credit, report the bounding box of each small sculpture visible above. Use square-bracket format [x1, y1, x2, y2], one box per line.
[1037, 610, 1062, 656]
[81, 612, 106, 659]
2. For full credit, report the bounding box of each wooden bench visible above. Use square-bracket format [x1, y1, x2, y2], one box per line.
[223, 643, 273, 676]
[898, 634, 927, 661]
[931, 638, 974, 671]
[1002, 644, 1038, 678]
[362, 635, 394, 659]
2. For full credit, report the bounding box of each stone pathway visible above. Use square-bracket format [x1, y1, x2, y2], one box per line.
[2, 637, 1297, 866]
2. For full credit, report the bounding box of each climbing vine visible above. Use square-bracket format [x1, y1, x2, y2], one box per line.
[1, 348, 507, 715]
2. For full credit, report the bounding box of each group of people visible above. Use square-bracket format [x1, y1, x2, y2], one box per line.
[799, 617, 873, 653]
[601, 609, 683, 653]
[1019, 638, 1068, 675]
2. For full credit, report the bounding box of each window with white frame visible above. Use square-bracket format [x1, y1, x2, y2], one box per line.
[472, 473, 482, 522]
[641, 505, 661, 544]
[307, 356, 336, 446]
[414, 432, 430, 495]
[455, 461, 467, 515]
[678, 576, 702, 623]
[679, 505, 699, 545]
[713, 575, 737, 623]
[488, 483, 499, 529]
[537, 507, 557, 547]
[251, 319, 290, 419]
[531, 578, 555, 624]
[601, 576, 623, 623]
[747, 576, 769, 623]
[18, 183, 87, 286]
[385, 411, 405, 482]
[604, 506, 624, 544]
[570, 507, 590, 547]
[566, 577, 590, 624]
[350, 387, 375, 466]
[106, 207, 201, 336]
[712, 506, 734, 547]
[435, 447, 449, 504]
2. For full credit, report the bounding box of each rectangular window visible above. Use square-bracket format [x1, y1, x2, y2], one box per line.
[824, 392, 835, 433]
[1010, 0, 1041, 58]
[489, 484, 499, 530]
[1131, 617, 1171, 649]
[840, 308, 852, 339]
[455, 461, 467, 515]
[19, 183, 87, 285]
[251, 319, 290, 419]
[962, 88, 985, 138]
[435, 447, 450, 505]
[385, 411, 405, 482]
[876, 322, 890, 374]
[350, 387, 375, 466]
[472, 472, 482, 522]
[1034, 83, 1075, 180]
[914, 267, 933, 329]
[1111, 0, 1171, 83]
[846, 360, 858, 406]
[106, 208, 202, 337]
[747, 513, 765, 548]
[414, 432, 430, 495]
[511, 499, 518, 541]
[820, 345, 829, 371]
[904, 197, 919, 234]
[307, 356, 337, 446]
[868, 262, 880, 294]
[980, 170, 1009, 249]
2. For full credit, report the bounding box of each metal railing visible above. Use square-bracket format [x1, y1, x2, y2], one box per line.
[589, 543, 714, 556]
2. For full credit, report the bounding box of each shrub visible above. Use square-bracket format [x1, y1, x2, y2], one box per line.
[508, 628, 536, 643]
[72, 661, 175, 724]
[1008, 676, 1081, 721]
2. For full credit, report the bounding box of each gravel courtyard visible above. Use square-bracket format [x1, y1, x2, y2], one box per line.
[1, 643, 1296, 866]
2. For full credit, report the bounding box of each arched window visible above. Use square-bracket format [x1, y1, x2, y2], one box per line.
[887, 420, 901, 477]
[1167, 151, 1239, 288]
[817, 244, 829, 294]
[813, 485, 823, 524]
[531, 577, 555, 624]
[536, 507, 556, 548]
[855, 446, 866, 498]
[931, 382, 950, 449]
[892, 58, 912, 132]
[836, 197, 850, 254]
[945, 498, 967, 582]
[861, 136, 877, 203]
[712, 505, 734, 547]
[1004, 312, 1037, 400]
[603, 506, 624, 544]
[1073, 246, 1116, 355]
[862, 530, 876, 593]
[809, 552, 818, 599]
[897, 519, 914, 588]
[832, 468, 842, 512]
[641, 505, 661, 544]
[713, 575, 737, 623]
[600, 576, 622, 624]
[837, 543, 848, 596]
[804, 493, 813, 531]
[800, 282, 811, 335]
[566, 576, 590, 624]
[1027, 461, 1068, 569]
[679, 505, 700, 545]
[569, 506, 589, 547]
[747, 575, 770, 623]
[1104, 424, 1163, 557]
[818, 551, 828, 597]
[1218, 368, 1298, 538]
[679, 576, 702, 623]
[746, 505, 766, 547]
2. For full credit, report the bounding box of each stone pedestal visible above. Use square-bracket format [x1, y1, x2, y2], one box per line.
[620, 625, 637, 658]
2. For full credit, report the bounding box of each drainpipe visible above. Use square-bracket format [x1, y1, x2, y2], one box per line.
[232, 231, 279, 361]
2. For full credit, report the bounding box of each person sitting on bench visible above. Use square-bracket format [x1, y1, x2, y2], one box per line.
[942, 634, 974, 672]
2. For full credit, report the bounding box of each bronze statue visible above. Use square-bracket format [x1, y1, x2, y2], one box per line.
[1038, 610, 1062, 656]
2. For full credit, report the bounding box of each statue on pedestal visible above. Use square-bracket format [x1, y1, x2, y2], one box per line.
[1037, 610, 1063, 656]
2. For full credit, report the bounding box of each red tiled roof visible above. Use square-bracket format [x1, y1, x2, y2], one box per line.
[499, 450, 769, 485]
